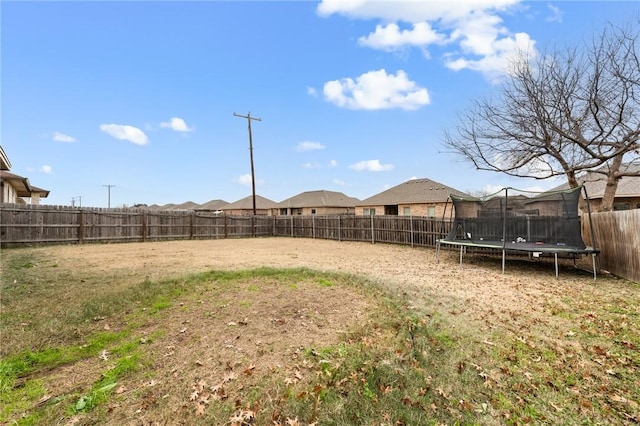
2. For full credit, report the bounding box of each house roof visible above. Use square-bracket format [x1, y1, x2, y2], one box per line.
[276, 190, 360, 208]
[169, 201, 200, 211]
[358, 178, 468, 206]
[549, 163, 640, 199]
[224, 195, 278, 210]
[0, 145, 11, 170]
[196, 199, 229, 211]
[0, 170, 50, 198]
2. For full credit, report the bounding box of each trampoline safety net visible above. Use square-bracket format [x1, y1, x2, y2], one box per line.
[440, 185, 597, 255]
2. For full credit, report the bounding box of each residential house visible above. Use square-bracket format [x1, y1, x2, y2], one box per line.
[276, 190, 359, 216]
[548, 163, 640, 211]
[0, 146, 50, 205]
[223, 195, 278, 216]
[196, 199, 229, 214]
[356, 178, 468, 217]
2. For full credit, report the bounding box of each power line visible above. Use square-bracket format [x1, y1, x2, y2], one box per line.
[233, 112, 262, 215]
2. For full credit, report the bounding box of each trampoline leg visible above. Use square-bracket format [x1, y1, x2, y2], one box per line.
[501, 250, 505, 274]
[554, 253, 559, 278]
[459, 245, 463, 268]
[592, 253, 597, 281]
[435, 241, 440, 262]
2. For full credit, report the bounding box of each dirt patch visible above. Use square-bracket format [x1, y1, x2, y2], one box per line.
[92, 276, 371, 425]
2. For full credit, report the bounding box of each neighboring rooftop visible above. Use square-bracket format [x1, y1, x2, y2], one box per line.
[359, 178, 468, 205]
[224, 195, 278, 210]
[277, 190, 360, 208]
[549, 163, 640, 199]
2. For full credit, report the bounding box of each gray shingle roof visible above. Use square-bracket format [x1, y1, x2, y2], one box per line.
[276, 190, 360, 208]
[167, 201, 200, 211]
[358, 178, 468, 205]
[196, 199, 229, 211]
[549, 163, 640, 199]
[224, 195, 278, 210]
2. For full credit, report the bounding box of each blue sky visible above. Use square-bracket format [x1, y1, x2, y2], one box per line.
[2, 1, 638, 207]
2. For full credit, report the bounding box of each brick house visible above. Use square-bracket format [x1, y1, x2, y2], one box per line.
[276, 190, 359, 215]
[356, 178, 468, 217]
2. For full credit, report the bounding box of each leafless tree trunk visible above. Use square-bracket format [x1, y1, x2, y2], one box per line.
[443, 19, 640, 211]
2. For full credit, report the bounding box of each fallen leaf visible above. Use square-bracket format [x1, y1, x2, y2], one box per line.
[195, 403, 206, 416]
[244, 364, 256, 376]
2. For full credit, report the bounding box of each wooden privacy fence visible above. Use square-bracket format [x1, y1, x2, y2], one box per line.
[0, 205, 274, 245]
[2, 204, 638, 282]
[0, 204, 449, 248]
[582, 209, 640, 283]
[272, 214, 447, 247]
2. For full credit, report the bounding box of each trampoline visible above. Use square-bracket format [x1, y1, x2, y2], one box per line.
[435, 185, 600, 278]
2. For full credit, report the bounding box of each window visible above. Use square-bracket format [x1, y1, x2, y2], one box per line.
[427, 206, 436, 217]
[636, 202, 640, 209]
[363, 208, 376, 216]
[311, 209, 316, 215]
[403, 207, 411, 216]
[613, 202, 631, 211]
[279, 208, 288, 215]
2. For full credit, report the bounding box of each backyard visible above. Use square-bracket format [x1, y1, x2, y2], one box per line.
[1, 237, 638, 425]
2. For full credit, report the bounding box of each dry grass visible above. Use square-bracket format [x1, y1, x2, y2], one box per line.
[1, 238, 639, 425]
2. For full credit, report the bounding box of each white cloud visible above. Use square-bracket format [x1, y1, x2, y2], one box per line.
[52, 131, 76, 143]
[296, 141, 325, 152]
[317, 0, 519, 22]
[317, 0, 536, 79]
[100, 124, 148, 145]
[303, 162, 320, 169]
[546, 4, 563, 23]
[333, 178, 346, 186]
[349, 159, 394, 172]
[237, 174, 264, 186]
[358, 22, 446, 51]
[160, 117, 193, 132]
[328, 159, 337, 168]
[238, 174, 252, 186]
[323, 69, 430, 111]
[40, 165, 53, 174]
[307, 86, 318, 97]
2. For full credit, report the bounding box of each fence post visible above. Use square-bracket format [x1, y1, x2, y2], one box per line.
[225, 215, 229, 239]
[312, 215, 315, 239]
[291, 216, 294, 237]
[410, 215, 414, 248]
[371, 214, 375, 244]
[142, 211, 147, 242]
[338, 215, 341, 242]
[190, 211, 194, 240]
[78, 209, 84, 244]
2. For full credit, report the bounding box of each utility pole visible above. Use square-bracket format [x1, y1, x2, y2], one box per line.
[103, 184, 115, 208]
[77, 196, 83, 208]
[233, 112, 262, 215]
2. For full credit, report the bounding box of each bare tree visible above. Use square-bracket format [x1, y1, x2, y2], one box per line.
[444, 20, 640, 211]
